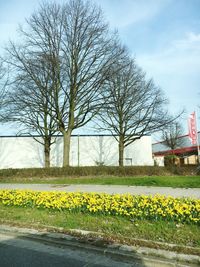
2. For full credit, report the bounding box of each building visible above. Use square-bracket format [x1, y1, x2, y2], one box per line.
[0, 135, 154, 168]
[152, 132, 200, 166]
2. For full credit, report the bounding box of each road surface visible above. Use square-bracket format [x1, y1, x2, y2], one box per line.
[0, 232, 144, 267]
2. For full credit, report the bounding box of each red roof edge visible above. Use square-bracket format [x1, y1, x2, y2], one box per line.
[153, 145, 199, 156]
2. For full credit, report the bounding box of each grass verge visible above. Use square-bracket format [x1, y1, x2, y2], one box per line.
[0, 204, 199, 254]
[1, 175, 200, 188]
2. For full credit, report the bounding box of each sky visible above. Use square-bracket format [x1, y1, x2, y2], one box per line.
[0, 0, 199, 137]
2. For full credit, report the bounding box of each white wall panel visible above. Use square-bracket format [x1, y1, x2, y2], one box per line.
[0, 135, 153, 168]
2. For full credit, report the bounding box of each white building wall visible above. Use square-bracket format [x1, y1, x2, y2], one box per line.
[153, 156, 165, 167]
[0, 135, 153, 169]
[0, 137, 44, 168]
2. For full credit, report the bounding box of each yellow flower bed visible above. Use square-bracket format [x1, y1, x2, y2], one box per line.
[0, 189, 199, 224]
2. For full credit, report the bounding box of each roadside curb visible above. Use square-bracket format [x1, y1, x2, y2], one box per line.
[0, 224, 199, 267]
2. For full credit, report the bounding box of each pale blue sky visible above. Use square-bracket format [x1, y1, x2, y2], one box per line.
[0, 0, 199, 135]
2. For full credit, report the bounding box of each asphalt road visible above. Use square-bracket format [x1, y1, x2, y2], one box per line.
[0, 232, 144, 267]
[0, 184, 199, 198]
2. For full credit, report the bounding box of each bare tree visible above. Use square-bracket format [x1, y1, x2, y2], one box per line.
[4, 51, 58, 168]
[99, 58, 172, 166]
[0, 59, 8, 121]
[54, 0, 125, 167]
[5, 0, 125, 167]
[162, 121, 184, 150]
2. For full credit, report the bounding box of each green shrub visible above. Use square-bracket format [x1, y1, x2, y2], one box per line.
[0, 165, 197, 180]
[164, 154, 178, 166]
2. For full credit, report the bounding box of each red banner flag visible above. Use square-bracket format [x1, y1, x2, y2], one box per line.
[188, 112, 198, 145]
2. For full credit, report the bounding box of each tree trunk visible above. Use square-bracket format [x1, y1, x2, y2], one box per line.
[119, 136, 124, 166]
[63, 129, 72, 167]
[44, 137, 51, 168]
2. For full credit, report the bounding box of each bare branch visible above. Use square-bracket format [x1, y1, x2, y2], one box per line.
[98, 57, 173, 166]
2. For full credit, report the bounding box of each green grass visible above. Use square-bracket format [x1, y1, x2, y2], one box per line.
[0, 175, 200, 188]
[0, 204, 199, 252]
